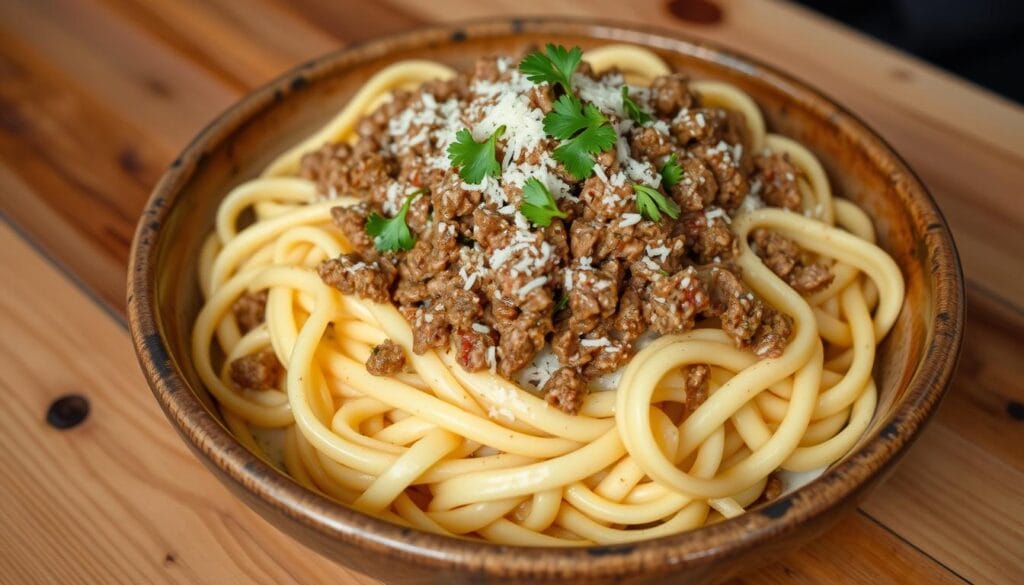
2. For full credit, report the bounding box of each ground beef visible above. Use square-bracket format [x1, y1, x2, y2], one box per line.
[753, 153, 802, 211]
[297, 54, 809, 411]
[232, 290, 267, 334]
[455, 329, 496, 371]
[693, 143, 750, 210]
[630, 126, 674, 161]
[568, 260, 622, 331]
[644, 268, 710, 334]
[432, 172, 481, 221]
[612, 287, 646, 344]
[495, 312, 550, 377]
[669, 156, 718, 211]
[331, 204, 374, 253]
[411, 305, 451, 354]
[650, 73, 699, 117]
[317, 253, 396, 303]
[299, 142, 352, 195]
[579, 178, 635, 220]
[527, 84, 554, 113]
[680, 213, 736, 264]
[543, 367, 588, 414]
[705, 268, 792, 356]
[706, 267, 763, 344]
[752, 228, 834, 293]
[230, 348, 282, 391]
[681, 364, 710, 415]
[752, 311, 792, 359]
[366, 339, 406, 376]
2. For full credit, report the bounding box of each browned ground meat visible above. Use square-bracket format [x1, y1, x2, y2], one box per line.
[752, 228, 834, 293]
[644, 268, 709, 334]
[299, 142, 352, 195]
[455, 329, 496, 371]
[669, 157, 718, 211]
[366, 339, 406, 376]
[303, 56, 808, 414]
[682, 364, 710, 415]
[318, 253, 396, 303]
[331, 204, 374, 253]
[650, 73, 699, 117]
[681, 213, 736, 264]
[232, 290, 267, 334]
[543, 367, 588, 414]
[753, 153, 802, 210]
[230, 348, 282, 391]
[705, 268, 792, 355]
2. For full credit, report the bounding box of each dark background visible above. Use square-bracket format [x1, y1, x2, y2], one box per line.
[798, 0, 1024, 103]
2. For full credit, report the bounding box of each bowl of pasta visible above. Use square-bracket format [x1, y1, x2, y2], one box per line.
[127, 18, 963, 584]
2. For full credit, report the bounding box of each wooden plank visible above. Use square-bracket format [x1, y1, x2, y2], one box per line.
[98, 0, 338, 89]
[734, 512, 965, 585]
[0, 222, 365, 585]
[0, 0, 239, 152]
[0, 220, 964, 585]
[861, 426, 1024, 585]
[0, 30, 168, 311]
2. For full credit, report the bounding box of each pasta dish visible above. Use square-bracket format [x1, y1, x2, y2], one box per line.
[191, 43, 904, 545]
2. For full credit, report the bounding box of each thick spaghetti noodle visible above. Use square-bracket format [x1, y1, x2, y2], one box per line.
[192, 44, 904, 545]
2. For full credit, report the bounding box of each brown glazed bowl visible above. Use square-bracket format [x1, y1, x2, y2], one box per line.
[127, 18, 963, 585]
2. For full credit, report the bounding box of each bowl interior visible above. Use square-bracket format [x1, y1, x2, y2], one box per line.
[133, 18, 960, 580]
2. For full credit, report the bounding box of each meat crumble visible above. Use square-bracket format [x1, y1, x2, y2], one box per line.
[230, 347, 283, 391]
[300, 53, 827, 413]
[366, 339, 407, 376]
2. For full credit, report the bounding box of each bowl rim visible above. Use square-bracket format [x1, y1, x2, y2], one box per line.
[127, 16, 965, 580]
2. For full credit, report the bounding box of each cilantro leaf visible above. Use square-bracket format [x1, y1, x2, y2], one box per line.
[633, 184, 680, 222]
[519, 178, 567, 227]
[544, 94, 606, 139]
[447, 126, 505, 184]
[518, 44, 582, 93]
[544, 94, 617, 180]
[621, 86, 652, 125]
[660, 152, 684, 189]
[365, 189, 424, 252]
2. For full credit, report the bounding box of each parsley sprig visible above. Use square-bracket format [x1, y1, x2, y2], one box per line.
[544, 95, 617, 180]
[633, 184, 680, 222]
[447, 126, 506, 184]
[365, 189, 425, 252]
[519, 178, 567, 227]
[660, 152, 684, 190]
[621, 86, 652, 125]
[518, 44, 582, 93]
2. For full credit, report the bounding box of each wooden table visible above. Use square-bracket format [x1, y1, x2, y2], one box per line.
[1, 1, 1021, 583]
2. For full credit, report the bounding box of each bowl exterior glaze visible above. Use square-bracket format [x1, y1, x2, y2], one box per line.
[127, 18, 963, 584]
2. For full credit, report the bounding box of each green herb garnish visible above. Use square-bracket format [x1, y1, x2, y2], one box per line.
[447, 126, 506, 184]
[554, 295, 570, 311]
[365, 189, 424, 252]
[660, 152, 684, 190]
[621, 86, 652, 125]
[518, 44, 582, 94]
[633, 184, 680, 222]
[519, 178, 567, 227]
[544, 94, 617, 180]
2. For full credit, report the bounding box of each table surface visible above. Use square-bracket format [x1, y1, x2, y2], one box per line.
[1, 0, 1022, 583]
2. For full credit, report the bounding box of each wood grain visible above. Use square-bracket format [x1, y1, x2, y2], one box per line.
[0, 0, 1021, 583]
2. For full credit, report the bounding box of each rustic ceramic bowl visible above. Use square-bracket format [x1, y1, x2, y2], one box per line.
[127, 18, 963, 584]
